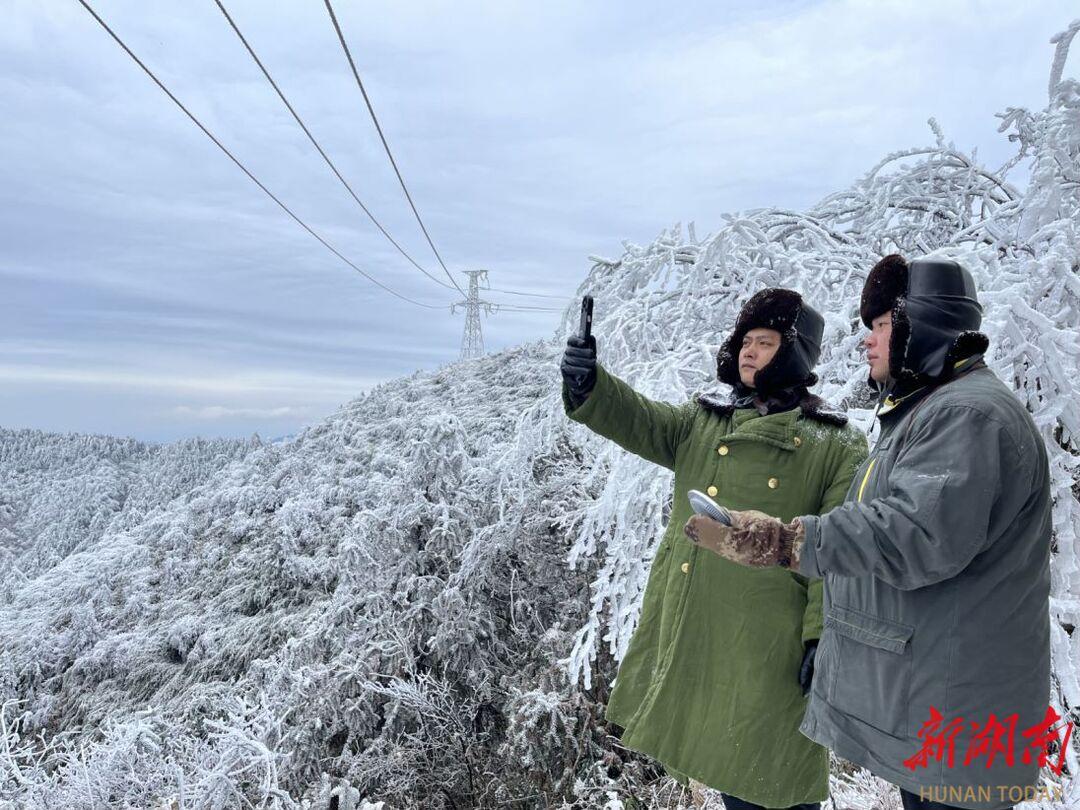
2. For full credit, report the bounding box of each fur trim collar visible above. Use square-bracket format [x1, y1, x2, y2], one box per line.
[695, 389, 849, 427]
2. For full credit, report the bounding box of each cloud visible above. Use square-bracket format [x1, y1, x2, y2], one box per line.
[170, 404, 312, 420]
[0, 364, 377, 398]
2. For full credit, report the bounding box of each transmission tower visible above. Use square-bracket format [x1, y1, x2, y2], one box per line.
[451, 270, 498, 360]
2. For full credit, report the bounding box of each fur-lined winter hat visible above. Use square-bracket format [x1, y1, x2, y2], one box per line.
[860, 254, 909, 329]
[860, 254, 989, 390]
[715, 288, 825, 394]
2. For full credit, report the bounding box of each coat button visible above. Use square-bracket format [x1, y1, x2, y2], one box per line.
[793, 436, 802, 447]
[680, 562, 690, 574]
[706, 485, 718, 497]
[768, 477, 779, 489]
[717, 445, 729, 456]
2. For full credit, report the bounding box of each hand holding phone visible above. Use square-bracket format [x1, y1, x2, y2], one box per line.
[561, 295, 597, 406]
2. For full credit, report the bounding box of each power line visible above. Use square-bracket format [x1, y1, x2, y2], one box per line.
[318, 0, 578, 307]
[213, 0, 456, 294]
[486, 287, 570, 301]
[322, 0, 467, 298]
[222, 0, 570, 308]
[81, 0, 570, 316]
[499, 305, 565, 312]
[76, 0, 448, 311]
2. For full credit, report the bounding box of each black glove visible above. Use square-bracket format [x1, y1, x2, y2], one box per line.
[799, 640, 818, 696]
[561, 334, 597, 408]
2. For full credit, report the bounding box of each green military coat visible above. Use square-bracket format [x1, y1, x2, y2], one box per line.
[563, 363, 868, 807]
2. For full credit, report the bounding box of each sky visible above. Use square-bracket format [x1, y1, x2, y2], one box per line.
[1, 0, 1076, 443]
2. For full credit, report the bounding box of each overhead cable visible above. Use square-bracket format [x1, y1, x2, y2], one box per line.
[213, 0, 458, 294]
[498, 305, 565, 312]
[224, 0, 569, 306]
[76, 0, 449, 311]
[322, 0, 466, 296]
[485, 287, 571, 300]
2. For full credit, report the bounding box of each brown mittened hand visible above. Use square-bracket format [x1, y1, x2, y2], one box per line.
[683, 510, 805, 570]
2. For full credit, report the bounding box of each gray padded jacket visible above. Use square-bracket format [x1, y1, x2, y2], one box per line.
[797, 363, 1053, 810]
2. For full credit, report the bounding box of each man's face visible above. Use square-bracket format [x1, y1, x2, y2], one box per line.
[864, 311, 892, 383]
[738, 327, 782, 387]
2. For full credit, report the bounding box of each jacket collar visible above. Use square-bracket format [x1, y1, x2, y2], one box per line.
[876, 354, 986, 420]
[696, 389, 849, 428]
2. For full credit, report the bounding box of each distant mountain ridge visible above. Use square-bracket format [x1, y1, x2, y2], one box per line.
[0, 427, 262, 603]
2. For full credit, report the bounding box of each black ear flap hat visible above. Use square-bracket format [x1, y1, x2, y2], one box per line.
[860, 254, 989, 391]
[716, 288, 825, 394]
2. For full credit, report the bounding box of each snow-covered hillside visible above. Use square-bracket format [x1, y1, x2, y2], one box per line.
[0, 429, 262, 603]
[3, 20, 1080, 810]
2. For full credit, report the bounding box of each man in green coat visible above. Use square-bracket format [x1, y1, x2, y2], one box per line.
[560, 289, 868, 808]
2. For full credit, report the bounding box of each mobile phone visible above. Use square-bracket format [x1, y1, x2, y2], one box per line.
[687, 489, 733, 526]
[579, 295, 593, 341]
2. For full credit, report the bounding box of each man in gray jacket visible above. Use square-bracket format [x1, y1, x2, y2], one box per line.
[682, 256, 1054, 810]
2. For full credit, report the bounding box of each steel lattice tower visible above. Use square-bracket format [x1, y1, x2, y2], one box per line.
[451, 270, 498, 360]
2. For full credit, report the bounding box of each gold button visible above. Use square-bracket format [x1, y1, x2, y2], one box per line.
[680, 562, 690, 574]
[768, 477, 779, 489]
[717, 445, 729, 456]
[706, 485, 718, 497]
[793, 436, 802, 447]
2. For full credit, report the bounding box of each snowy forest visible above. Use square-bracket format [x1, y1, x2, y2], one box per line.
[3, 19, 1080, 810]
